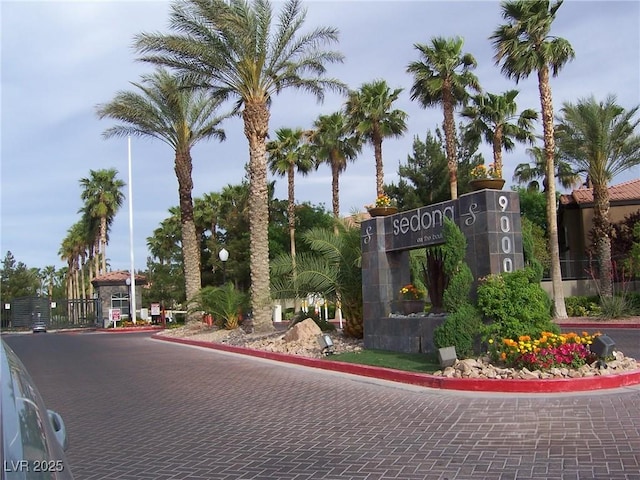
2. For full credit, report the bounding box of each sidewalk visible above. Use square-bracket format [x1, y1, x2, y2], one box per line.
[554, 315, 640, 329]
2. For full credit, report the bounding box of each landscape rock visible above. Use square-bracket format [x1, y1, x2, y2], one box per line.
[428, 354, 639, 380]
[283, 318, 322, 343]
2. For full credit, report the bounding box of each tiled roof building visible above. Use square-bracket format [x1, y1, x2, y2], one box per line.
[558, 179, 640, 278]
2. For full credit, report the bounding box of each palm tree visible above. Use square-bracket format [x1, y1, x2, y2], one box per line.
[194, 192, 225, 276]
[77, 209, 101, 298]
[194, 192, 223, 240]
[491, 0, 575, 318]
[461, 89, 537, 177]
[345, 80, 408, 195]
[59, 233, 76, 303]
[96, 68, 228, 324]
[308, 112, 362, 219]
[513, 144, 580, 191]
[41, 265, 57, 302]
[147, 207, 183, 266]
[267, 127, 313, 311]
[59, 221, 87, 322]
[79, 169, 125, 276]
[134, 0, 345, 333]
[555, 95, 640, 296]
[271, 220, 363, 338]
[407, 36, 480, 200]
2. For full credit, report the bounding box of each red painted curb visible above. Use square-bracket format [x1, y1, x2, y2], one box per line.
[152, 334, 640, 393]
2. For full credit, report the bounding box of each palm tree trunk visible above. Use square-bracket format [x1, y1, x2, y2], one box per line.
[243, 101, 274, 333]
[94, 237, 100, 277]
[74, 262, 80, 324]
[100, 216, 108, 274]
[373, 130, 384, 196]
[538, 66, 567, 318]
[287, 165, 299, 312]
[330, 153, 341, 236]
[442, 85, 458, 200]
[66, 264, 73, 322]
[174, 149, 202, 324]
[87, 250, 94, 298]
[330, 152, 341, 219]
[493, 125, 503, 175]
[593, 183, 612, 297]
[80, 254, 87, 321]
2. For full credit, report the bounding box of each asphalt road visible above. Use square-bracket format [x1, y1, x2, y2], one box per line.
[3, 331, 640, 480]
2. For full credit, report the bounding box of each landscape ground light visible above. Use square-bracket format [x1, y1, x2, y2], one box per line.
[317, 333, 335, 355]
[592, 334, 616, 369]
[438, 346, 457, 368]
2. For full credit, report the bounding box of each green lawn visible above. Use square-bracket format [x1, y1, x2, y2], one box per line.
[330, 349, 441, 373]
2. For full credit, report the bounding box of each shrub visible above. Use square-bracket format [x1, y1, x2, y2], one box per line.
[441, 218, 473, 314]
[433, 304, 483, 358]
[477, 268, 557, 340]
[564, 296, 601, 317]
[442, 263, 473, 313]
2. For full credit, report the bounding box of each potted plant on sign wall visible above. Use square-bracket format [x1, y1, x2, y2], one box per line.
[366, 192, 398, 217]
[398, 283, 426, 315]
[469, 163, 505, 191]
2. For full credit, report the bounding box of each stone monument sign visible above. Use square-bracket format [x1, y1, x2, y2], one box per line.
[360, 189, 524, 353]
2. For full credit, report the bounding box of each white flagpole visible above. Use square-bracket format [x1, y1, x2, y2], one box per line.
[128, 136, 137, 324]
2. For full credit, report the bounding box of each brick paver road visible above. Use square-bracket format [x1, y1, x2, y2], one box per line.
[4, 332, 639, 480]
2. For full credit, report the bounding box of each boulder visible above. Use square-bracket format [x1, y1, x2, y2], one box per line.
[284, 318, 322, 343]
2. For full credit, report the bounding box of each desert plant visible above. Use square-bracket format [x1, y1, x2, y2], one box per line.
[191, 283, 248, 330]
[599, 295, 631, 319]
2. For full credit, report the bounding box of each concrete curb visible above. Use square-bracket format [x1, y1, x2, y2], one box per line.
[152, 334, 640, 394]
[97, 326, 164, 333]
[558, 322, 640, 330]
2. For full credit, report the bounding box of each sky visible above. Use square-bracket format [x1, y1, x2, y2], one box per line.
[1, 0, 639, 274]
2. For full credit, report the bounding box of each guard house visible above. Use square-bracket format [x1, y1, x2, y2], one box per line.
[91, 271, 147, 325]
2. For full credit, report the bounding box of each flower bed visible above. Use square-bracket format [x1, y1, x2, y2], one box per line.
[488, 331, 599, 370]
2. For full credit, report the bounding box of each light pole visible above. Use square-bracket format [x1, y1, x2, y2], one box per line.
[219, 248, 229, 285]
[124, 277, 136, 323]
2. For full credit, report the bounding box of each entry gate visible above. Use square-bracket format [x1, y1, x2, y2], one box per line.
[7, 297, 98, 329]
